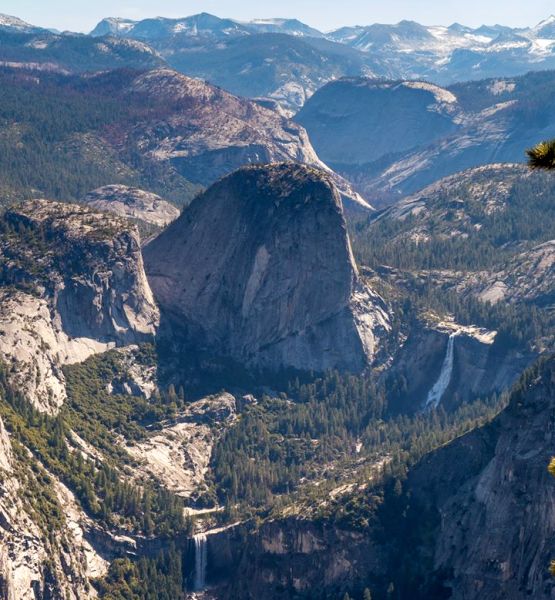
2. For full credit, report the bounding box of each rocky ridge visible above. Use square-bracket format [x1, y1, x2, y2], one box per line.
[0, 66, 369, 212]
[464, 241, 555, 307]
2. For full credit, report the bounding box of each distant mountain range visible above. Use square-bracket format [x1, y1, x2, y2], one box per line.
[90, 14, 325, 40]
[88, 13, 555, 105]
[0, 15, 164, 74]
[4, 12, 555, 109]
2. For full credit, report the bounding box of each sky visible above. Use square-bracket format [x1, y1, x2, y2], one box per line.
[3, 0, 555, 33]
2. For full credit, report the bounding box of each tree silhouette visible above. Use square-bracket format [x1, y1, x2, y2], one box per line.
[527, 139, 555, 170]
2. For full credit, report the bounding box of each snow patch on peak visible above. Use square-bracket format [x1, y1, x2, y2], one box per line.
[103, 17, 136, 30]
[251, 18, 287, 25]
[533, 15, 555, 32]
[0, 13, 37, 31]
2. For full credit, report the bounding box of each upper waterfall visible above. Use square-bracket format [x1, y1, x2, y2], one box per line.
[424, 333, 458, 410]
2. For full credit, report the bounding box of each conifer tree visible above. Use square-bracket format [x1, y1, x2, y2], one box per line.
[527, 139, 555, 170]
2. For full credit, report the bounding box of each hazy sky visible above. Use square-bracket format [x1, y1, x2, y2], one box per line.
[4, 0, 555, 33]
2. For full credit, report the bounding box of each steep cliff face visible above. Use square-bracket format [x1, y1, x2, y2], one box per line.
[144, 164, 390, 374]
[199, 519, 384, 599]
[0, 200, 159, 411]
[296, 77, 460, 168]
[408, 356, 555, 599]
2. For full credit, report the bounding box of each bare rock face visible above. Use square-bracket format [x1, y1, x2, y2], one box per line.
[0, 200, 159, 411]
[408, 356, 555, 599]
[144, 163, 389, 373]
[296, 77, 460, 168]
[387, 316, 535, 413]
[83, 185, 180, 228]
[126, 392, 237, 500]
[129, 69, 323, 186]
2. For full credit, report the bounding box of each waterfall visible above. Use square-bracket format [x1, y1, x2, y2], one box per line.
[425, 333, 458, 410]
[193, 533, 208, 591]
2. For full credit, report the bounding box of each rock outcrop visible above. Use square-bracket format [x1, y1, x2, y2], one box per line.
[83, 185, 180, 228]
[387, 316, 536, 413]
[190, 519, 383, 599]
[0, 200, 159, 411]
[127, 392, 237, 499]
[144, 163, 390, 374]
[296, 77, 460, 168]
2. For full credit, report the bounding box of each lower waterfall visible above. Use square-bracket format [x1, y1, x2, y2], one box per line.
[425, 333, 458, 410]
[194, 533, 208, 591]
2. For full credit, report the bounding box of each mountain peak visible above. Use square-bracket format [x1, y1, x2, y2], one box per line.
[531, 14, 555, 36]
[537, 14, 555, 26]
[0, 13, 41, 32]
[90, 16, 137, 36]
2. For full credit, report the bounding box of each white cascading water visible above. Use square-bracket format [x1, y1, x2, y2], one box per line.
[194, 533, 208, 591]
[424, 333, 458, 410]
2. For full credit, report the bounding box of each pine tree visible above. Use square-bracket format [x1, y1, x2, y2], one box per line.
[363, 589, 372, 600]
[527, 139, 555, 170]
